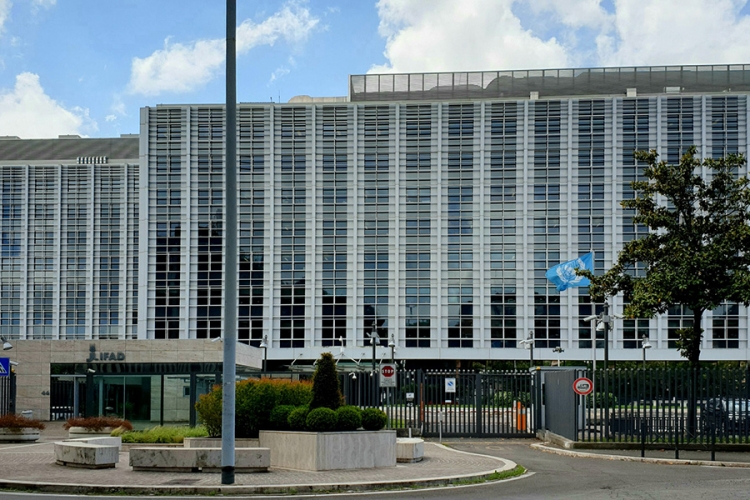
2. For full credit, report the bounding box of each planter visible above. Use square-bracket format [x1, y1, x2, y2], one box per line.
[0, 428, 41, 442]
[67, 427, 115, 439]
[183, 437, 259, 448]
[259, 430, 396, 471]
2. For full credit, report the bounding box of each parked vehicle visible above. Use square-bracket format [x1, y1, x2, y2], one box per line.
[701, 398, 750, 435]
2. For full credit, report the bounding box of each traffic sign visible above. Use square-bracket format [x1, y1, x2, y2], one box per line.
[380, 363, 396, 387]
[445, 377, 456, 393]
[0, 358, 9, 377]
[573, 377, 593, 396]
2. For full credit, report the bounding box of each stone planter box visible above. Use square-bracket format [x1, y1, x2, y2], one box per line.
[259, 430, 396, 471]
[0, 428, 41, 442]
[183, 437, 259, 448]
[67, 427, 115, 439]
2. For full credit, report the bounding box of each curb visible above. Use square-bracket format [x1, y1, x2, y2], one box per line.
[0, 445, 523, 496]
[532, 443, 750, 468]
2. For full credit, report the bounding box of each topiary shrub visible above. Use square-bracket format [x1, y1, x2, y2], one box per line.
[270, 405, 295, 430]
[305, 407, 337, 432]
[288, 405, 309, 431]
[361, 408, 387, 431]
[309, 352, 343, 411]
[335, 406, 362, 431]
[0, 413, 45, 430]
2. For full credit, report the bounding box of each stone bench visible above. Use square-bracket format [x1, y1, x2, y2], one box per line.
[396, 438, 424, 463]
[129, 447, 270, 472]
[54, 437, 121, 469]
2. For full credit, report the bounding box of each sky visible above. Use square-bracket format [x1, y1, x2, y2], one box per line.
[2, 0, 750, 139]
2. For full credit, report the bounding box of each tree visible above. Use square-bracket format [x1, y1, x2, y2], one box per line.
[581, 147, 750, 368]
[309, 352, 343, 410]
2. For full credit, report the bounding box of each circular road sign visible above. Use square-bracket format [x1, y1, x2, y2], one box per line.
[573, 377, 594, 396]
[382, 365, 395, 377]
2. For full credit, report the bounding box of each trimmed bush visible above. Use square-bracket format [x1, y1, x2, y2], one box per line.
[361, 408, 387, 431]
[270, 405, 295, 430]
[335, 406, 362, 431]
[306, 407, 337, 432]
[288, 406, 309, 431]
[195, 385, 222, 437]
[195, 378, 313, 438]
[64, 416, 132, 432]
[0, 413, 45, 430]
[310, 352, 343, 411]
[114, 425, 208, 443]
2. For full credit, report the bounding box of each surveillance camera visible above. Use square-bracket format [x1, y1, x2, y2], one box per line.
[583, 314, 598, 321]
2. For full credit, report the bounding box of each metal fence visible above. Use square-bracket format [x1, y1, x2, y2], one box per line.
[578, 367, 750, 448]
[340, 369, 536, 438]
[0, 372, 15, 416]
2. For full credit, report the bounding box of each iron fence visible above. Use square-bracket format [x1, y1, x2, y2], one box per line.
[578, 367, 750, 447]
[0, 372, 15, 416]
[340, 369, 536, 438]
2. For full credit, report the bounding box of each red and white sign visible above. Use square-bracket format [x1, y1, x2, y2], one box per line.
[380, 363, 397, 388]
[573, 377, 594, 396]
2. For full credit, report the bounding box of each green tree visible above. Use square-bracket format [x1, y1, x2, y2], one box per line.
[309, 352, 343, 410]
[581, 147, 750, 367]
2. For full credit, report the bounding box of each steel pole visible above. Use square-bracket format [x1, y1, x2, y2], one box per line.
[221, 0, 237, 486]
[603, 302, 609, 371]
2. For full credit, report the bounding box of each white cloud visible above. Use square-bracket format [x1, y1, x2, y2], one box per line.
[269, 67, 290, 85]
[105, 114, 117, 123]
[0, 72, 95, 139]
[370, 0, 569, 74]
[598, 0, 750, 66]
[129, 1, 319, 96]
[0, 0, 11, 34]
[32, 0, 55, 8]
[371, 0, 750, 75]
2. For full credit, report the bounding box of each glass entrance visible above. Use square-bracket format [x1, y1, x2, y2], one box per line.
[96, 376, 152, 422]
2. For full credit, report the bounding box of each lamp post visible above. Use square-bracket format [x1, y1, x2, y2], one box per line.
[519, 331, 534, 367]
[259, 335, 268, 374]
[640, 335, 652, 369]
[552, 346, 564, 367]
[370, 321, 380, 373]
[388, 334, 396, 363]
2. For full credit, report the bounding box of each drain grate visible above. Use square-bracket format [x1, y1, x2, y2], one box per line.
[162, 478, 201, 485]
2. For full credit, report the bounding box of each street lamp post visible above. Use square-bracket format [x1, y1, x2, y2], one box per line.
[519, 331, 534, 367]
[388, 334, 396, 363]
[640, 335, 652, 369]
[552, 346, 564, 367]
[370, 321, 380, 408]
[259, 335, 268, 374]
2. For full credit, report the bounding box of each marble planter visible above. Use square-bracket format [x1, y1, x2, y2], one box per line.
[259, 430, 396, 471]
[0, 428, 41, 442]
[67, 426, 115, 439]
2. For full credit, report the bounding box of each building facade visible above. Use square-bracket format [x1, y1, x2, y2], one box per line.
[138, 64, 750, 366]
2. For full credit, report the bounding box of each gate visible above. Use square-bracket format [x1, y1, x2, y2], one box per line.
[543, 369, 579, 440]
[0, 372, 16, 416]
[341, 369, 536, 438]
[50, 376, 85, 420]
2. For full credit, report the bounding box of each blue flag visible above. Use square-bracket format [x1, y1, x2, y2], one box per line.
[545, 253, 594, 292]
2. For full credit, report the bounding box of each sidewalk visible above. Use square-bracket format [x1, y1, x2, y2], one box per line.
[0, 423, 518, 495]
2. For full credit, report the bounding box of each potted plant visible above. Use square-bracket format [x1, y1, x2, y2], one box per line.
[0, 413, 45, 442]
[64, 416, 132, 438]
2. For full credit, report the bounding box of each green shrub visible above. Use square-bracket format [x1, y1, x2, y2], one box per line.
[270, 405, 295, 430]
[493, 391, 531, 408]
[361, 408, 387, 431]
[335, 406, 362, 431]
[306, 407, 337, 432]
[288, 406, 309, 431]
[117, 425, 208, 443]
[309, 352, 343, 411]
[195, 378, 313, 438]
[195, 385, 223, 437]
[586, 392, 618, 407]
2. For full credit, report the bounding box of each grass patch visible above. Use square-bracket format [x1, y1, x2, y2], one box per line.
[112, 425, 208, 443]
[452, 465, 526, 486]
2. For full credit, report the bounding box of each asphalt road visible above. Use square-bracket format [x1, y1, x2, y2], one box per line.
[3, 439, 750, 499]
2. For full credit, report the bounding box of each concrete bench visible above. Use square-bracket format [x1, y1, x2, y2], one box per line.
[396, 438, 424, 463]
[129, 447, 270, 472]
[55, 437, 121, 469]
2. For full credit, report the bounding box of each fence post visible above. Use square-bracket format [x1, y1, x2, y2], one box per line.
[475, 372, 482, 438]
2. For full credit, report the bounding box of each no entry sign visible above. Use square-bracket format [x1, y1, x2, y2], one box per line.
[380, 363, 396, 388]
[573, 377, 594, 396]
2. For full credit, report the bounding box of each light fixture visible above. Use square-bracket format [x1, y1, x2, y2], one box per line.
[641, 337, 652, 350]
[211, 336, 223, 343]
[259, 336, 268, 349]
[87, 368, 96, 374]
[0, 336, 12, 351]
[349, 372, 357, 380]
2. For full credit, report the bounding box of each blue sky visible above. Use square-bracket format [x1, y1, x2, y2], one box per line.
[2, 0, 750, 139]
